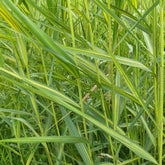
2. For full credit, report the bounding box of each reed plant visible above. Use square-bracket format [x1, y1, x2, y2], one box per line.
[0, 0, 164, 164]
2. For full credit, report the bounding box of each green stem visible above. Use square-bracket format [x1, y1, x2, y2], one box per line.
[159, 0, 164, 164]
[153, 0, 159, 159]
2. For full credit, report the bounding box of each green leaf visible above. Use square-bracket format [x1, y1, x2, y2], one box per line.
[63, 46, 151, 72]
[0, 136, 88, 144]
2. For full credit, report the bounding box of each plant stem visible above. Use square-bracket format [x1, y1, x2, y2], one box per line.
[159, 0, 164, 164]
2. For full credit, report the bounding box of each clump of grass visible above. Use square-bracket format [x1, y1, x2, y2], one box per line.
[0, 0, 164, 164]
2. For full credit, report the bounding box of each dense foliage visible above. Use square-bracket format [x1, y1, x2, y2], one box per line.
[0, 0, 164, 164]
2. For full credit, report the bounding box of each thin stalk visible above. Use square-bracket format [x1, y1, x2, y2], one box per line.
[159, 0, 164, 164]
[153, 0, 159, 159]
[135, 42, 141, 165]
[108, 0, 118, 163]
[113, 43, 121, 164]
